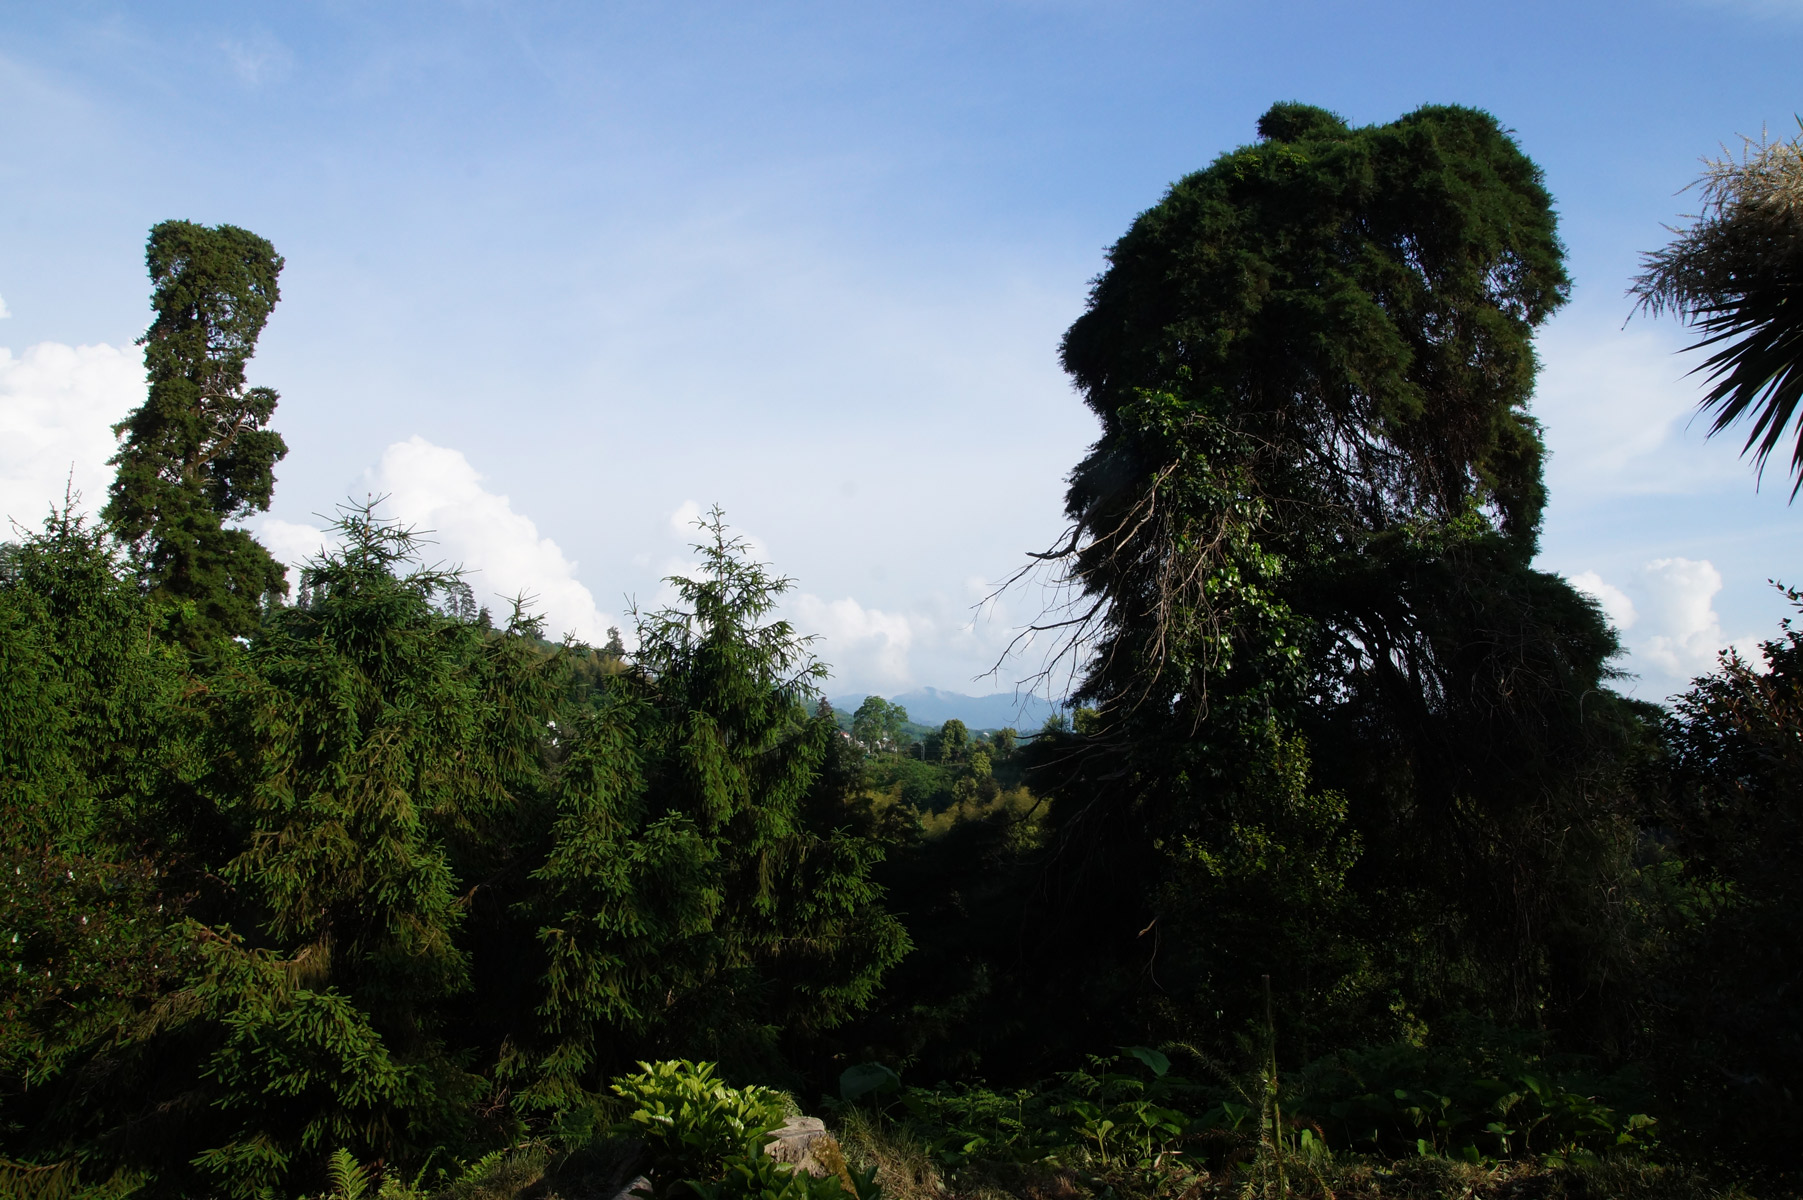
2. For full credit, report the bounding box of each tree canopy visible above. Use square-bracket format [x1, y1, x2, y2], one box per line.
[1007, 103, 1629, 1061]
[105, 220, 290, 646]
[850, 696, 910, 752]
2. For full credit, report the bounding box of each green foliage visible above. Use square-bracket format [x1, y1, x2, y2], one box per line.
[868, 1052, 1210, 1191]
[310, 1145, 445, 1200]
[15, 148, 1803, 1200]
[610, 1060, 789, 1198]
[862, 756, 946, 811]
[0, 511, 205, 1181]
[1297, 1041, 1657, 1164]
[171, 503, 545, 1196]
[850, 699, 910, 753]
[691, 1152, 880, 1200]
[924, 721, 968, 764]
[1643, 595, 1803, 1169]
[524, 508, 907, 1101]
[0, 500, 904, 1198]
[0, 1157, 141, 1200]
[977, 102, 1642, 1072]
[104, 220, 290, 645]
[1145, 729, 1366, 1053]
[843, 1045, 1653, 1199]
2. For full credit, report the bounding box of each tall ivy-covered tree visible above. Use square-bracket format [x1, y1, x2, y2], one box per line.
[1015, 103, 1638, 1057]
[105, 220, 290, 645]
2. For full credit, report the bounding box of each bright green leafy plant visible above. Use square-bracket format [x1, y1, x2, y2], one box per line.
[610, 1060, 790, 1198]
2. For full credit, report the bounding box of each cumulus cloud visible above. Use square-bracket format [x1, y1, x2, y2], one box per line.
[789, 593, 925, 689]
[669, 499, 703, 535]
[1568, 557, 1765, 696]
[344, 436, 620, 642]
[1570, 570, 1638, 631]
[254, 518, 341, 589]
[784, 575, 1053, 697]
[650, 504, 1023, 694]
[0, 341, 142, 530]
[0, 351, 627, 648]
[1634, 557, 1756, 678]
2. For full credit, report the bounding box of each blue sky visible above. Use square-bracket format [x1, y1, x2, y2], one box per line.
[2, 0, 1801, 702]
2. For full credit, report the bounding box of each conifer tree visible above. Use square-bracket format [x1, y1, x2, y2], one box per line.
[0, 511, 203, 1192]
[188, 504, 517, 1195]
[105, 220, 290, 645]
[526, 509, 907, 1101]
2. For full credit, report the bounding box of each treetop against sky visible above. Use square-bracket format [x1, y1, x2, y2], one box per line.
[1, 0, 1800, 700]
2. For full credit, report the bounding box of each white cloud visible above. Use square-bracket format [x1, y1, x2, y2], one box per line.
[790, 593, 926, 689]
[253, 517, 339, 591]
[0, 294, 11, 319]
[0, 352, 628, 649]
[649, 504, 926, 687]
[784, 576, 1056, 698]
[354, 436, 620, 642]
[1634, 557, 1757, 678]
[0, 341, 142, 531]
[221, 33, 295, 86]
[669, 499, 703, 535]
[650, 506, 1027, 695]
[1569, 558, 1764, 696]
[1533, 319, 1729, 497]
[1570, 570, 1638, 631]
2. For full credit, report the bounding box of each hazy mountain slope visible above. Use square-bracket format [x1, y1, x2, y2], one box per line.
[828, 686, 1062, 731]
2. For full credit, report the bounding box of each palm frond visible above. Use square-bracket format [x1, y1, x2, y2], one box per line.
[1690, 287, 1803, 493]
[1634, 121, 1803, 493]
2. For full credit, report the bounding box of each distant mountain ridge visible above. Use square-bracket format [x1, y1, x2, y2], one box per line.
[827, 686, 1064, 732]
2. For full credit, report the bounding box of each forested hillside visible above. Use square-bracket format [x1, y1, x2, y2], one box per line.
[4, 105, 1803, 1199]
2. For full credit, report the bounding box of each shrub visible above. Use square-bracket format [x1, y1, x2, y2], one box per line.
[610, 1060, 790, 1198]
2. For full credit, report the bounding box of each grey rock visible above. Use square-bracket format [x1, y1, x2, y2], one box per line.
[763, 1116, 840, 1179]
[608, 1174, 652, 1200]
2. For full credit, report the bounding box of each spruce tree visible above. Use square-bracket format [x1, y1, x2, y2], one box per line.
[188, 504, 512, 1196]
[0, 511, 204, 1194]
[105, 220, 290, 646]
[525, 509, 907, 1101]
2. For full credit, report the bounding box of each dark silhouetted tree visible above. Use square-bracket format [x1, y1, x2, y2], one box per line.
[1015, 102, 1636, 1056]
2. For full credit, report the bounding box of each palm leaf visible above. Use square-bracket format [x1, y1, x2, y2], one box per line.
[1689, 285, 1803, 493]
